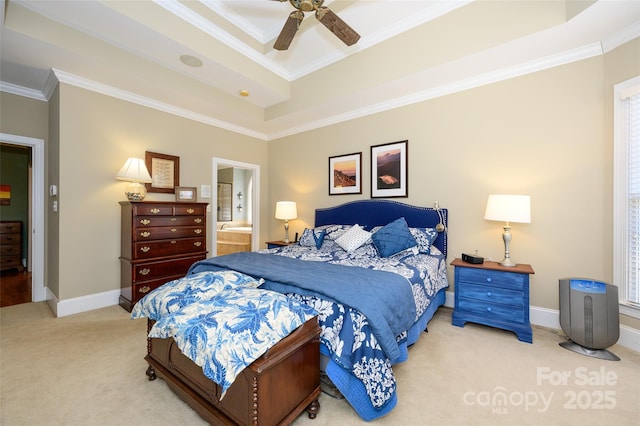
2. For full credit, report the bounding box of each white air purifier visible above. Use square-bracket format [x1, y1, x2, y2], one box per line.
[558, 278, 620, 361]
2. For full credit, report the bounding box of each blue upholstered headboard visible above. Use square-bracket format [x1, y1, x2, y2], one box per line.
[315, 200, 448, 258]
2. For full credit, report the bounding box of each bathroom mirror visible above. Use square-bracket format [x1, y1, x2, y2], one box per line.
[217, 183, 232, 221]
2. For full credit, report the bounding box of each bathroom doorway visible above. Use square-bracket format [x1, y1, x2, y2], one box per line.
[212, 158, 260, 256]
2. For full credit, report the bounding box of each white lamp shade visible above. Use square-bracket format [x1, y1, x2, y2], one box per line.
[275, 201, 297, 220]
[484, 195, 531, 224]
[115, 158, 152, 183]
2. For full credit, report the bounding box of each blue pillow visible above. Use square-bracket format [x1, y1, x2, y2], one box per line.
[371, 217, 417, 257]
[299, 228, 326, 249]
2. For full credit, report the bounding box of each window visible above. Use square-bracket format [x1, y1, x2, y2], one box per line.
[614, 76, 640, 318]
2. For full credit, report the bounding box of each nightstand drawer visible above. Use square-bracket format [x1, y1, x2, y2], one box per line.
[457, 267, 525, 291]
[457, 282, 524, 307]
[458, 298, 525, 324]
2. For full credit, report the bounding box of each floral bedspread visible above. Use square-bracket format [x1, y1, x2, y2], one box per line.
[257, 239, 449, 412]
[132, 272, 316, 397]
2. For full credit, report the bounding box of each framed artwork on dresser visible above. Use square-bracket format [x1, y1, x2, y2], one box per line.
[145, 151, 179, 194]
[175, 186, 197, 202]
[371, 140, 408, 198]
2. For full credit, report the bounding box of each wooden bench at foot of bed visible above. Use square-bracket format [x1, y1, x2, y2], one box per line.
[144, 317, 321, 426]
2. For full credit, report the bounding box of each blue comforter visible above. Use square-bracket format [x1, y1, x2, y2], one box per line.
[188, 252, 415, 363]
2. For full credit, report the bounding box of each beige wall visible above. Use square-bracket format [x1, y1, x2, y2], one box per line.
[0, 92, 48, 140]
[268, 39, 640, 330]
[1, 38, 637, 331]
[53, 83, 268, 300]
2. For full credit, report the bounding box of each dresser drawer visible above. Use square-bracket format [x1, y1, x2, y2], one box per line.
[0, 244, 20, 255]
[132, 226, 205, 241]
[133, 204, 174, 216]
[0, 234, 20, 244]
[457, 282, 524, 307]
[0, 222, 20, 233]
[457, 267, 525, 291]
[132, 255, 204, 282]
[132, 276, 183, 300]
[175, 205, 206, 216]
[132, 238, 206, 259]
[457, 297, 525, 324]
[135, 216, 205, 227]
[0, 255, 21, 268]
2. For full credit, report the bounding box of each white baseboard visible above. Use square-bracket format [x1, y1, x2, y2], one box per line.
[444, 290, 640, 353]
[46, 288, 121, 318]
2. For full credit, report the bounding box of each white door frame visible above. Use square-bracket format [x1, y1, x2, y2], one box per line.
[212, 158, 260, 255]
[0, 133, 46, 301]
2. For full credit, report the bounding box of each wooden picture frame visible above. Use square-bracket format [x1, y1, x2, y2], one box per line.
[175, 186, 197, 202]
[371, 140, 408, 198]
[145, 151, 179, 194]
[329, 152, 362, 195]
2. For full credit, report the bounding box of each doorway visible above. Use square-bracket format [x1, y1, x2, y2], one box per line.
[212, 158, 260, 256]
[0, 133, 46, 304]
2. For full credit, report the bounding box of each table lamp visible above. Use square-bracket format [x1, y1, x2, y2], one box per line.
[484, 194, 531, 266]
[275, 201, 297, 243]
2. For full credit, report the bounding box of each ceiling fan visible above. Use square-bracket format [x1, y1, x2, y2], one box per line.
[272, 0, 360, 51]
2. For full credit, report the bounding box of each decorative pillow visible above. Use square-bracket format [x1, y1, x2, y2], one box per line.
[131, 270, 261, 321]
[315, 224, 348, 240]
[299, 228, 326, 249]
[371, 217, 418, 257]
[335, 224, 372, 252]
[409, 227, 439, 254]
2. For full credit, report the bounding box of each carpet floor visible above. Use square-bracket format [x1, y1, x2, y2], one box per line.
[1, 302, 638, 425]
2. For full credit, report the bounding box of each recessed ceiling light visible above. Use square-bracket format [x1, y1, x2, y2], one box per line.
[179, 54, 203, 68]
[239, 90, 250, 97]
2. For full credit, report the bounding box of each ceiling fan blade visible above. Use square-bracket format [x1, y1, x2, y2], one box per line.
[315, 7, 360, 46]
[274, 11, 304, 51]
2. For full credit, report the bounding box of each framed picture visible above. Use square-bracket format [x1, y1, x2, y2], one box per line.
[371, 140, 408, 198]
[145, 151, 179, 194]
[175, 186, 197, 202]
[329, 152, 362, 195]
[0, 185, 11, 206]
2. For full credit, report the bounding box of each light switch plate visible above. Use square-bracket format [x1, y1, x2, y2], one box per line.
[200, 184, 211, 198]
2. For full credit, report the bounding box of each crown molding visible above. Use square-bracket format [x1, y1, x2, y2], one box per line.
[51, 68, 268, 141]
[0, 81, 47, 101]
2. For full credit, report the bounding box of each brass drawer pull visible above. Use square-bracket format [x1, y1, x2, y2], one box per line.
[194, 241, 201, 247]
[139, 219, 151, 225]
[187, 208, 195, 214]
[194, 218, 202, 224]
[140, 246, 150, 253]
[139, 286, 151, 294]
[140, 231, 151, 238]
[171, 228, 177, 232]
[170, 240, 177, 244]
[194, 229, 202, 234]
[150, 208, 161, 214]
[139, 268, 151, 276]
[170, 218, 177, 222]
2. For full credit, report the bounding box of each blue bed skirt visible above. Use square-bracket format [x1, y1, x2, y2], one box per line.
[323, 287, 447, 421]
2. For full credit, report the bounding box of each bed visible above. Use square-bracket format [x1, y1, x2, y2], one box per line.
[134, 200, 449, 423]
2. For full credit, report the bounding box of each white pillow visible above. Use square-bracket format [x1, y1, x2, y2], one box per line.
[335, 224, 372, 252]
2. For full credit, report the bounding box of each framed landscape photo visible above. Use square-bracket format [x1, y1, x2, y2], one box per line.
[329, 152, 362, 195]
[145, 151, 179, 194]
[371, 140, 408, 198]
[175, 186, 197, 202]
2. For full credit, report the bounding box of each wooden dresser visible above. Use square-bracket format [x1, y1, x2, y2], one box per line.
[0, 221, 24, 272]
[119, 201, 208, 312]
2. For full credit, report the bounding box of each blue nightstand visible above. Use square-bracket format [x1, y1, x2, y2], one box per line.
[451, 258, 535, 343]
[266, 240, 297, 249]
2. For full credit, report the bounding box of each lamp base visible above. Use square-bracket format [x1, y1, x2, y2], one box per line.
[499, 257, 517, 267]
[124, 182, 147, 201]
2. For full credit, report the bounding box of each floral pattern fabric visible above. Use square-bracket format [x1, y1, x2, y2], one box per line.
[260, 238, 448, 410]
[139, 287, 316, 397]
